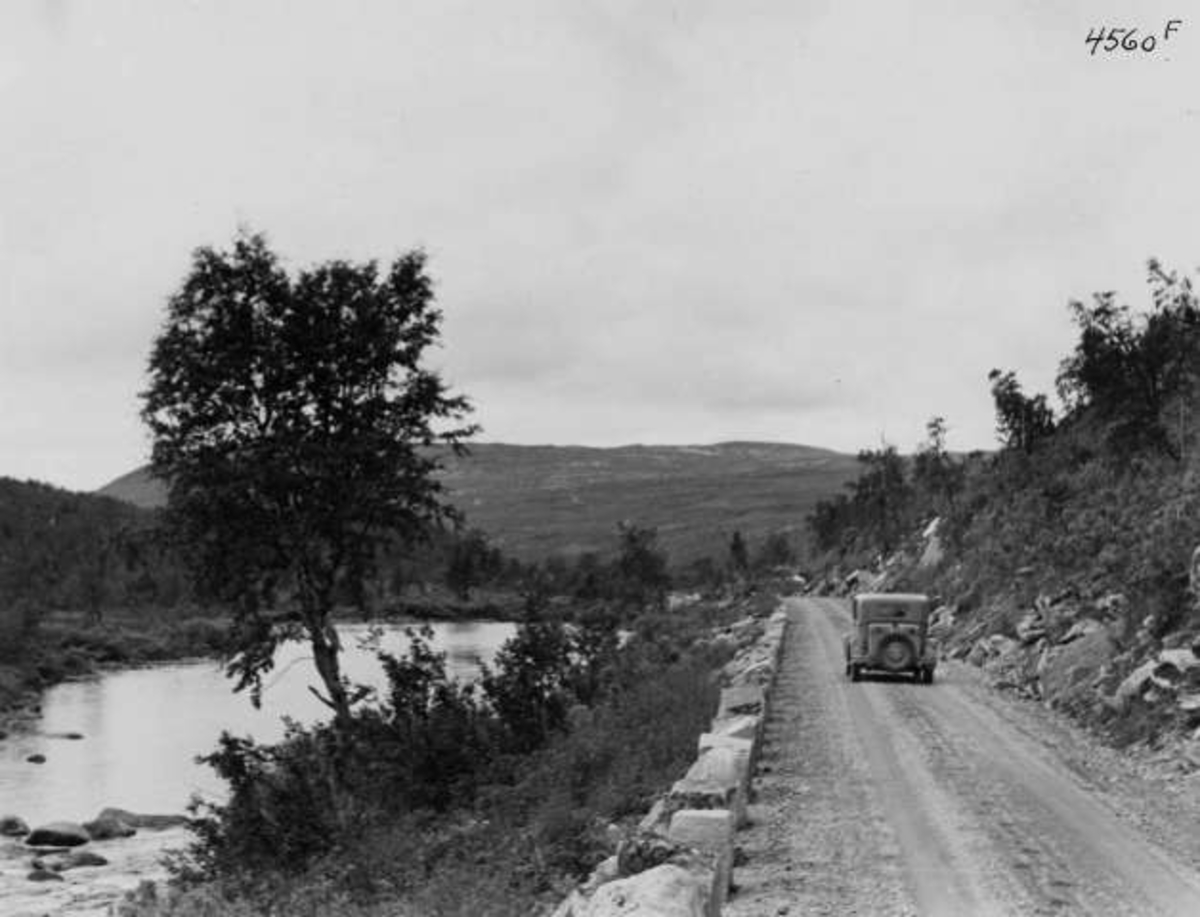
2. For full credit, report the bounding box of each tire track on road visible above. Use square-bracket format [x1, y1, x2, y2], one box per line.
[806, 596, 1200, 916]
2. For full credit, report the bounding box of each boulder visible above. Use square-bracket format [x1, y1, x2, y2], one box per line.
[1060, 618, 1104, 644]
[637, 799, 669, 834]
[0, 815, 29, 837]
[724, 617, 760, 648]
[919, 531, 944, 569]
[615, 831, 685, 877]
[929, 605, 955, 641]
[26, 822, 90, 847]
[94, 808, 188, 830]
[26, 754, 46, 764]
[989, 634, 1020, 657]
[1155, 648, 1200, 680]
[1016, 611, 1047, 644]
[584, 863, 712, 917]
[1040, 631, 1117, 711]
[968, 634, 1018, 667]
[1095, 593, 1129, 621]
[551, 891, 589, 917]
[580, 855, 620, 896]
[986, 641, 1042, 697]
[33, 850, 109, 872]
[27, 867, 64, 882]
[708, 634, 739, 658]
[84, 815, 137, 840]
[1113, 659, 1170, 709]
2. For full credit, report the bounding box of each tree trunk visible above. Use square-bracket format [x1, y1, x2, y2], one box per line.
[309, 618, 352, 726]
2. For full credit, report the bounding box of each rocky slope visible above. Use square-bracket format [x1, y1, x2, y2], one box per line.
[837, 521, 1200, 760]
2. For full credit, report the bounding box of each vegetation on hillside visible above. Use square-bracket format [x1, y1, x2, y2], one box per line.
[0, 479, 207, 706]
[102, 440, 857, 565]
[805, 259, 1200, 740]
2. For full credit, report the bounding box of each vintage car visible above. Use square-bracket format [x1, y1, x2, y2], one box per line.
[844, 592, 937, 683]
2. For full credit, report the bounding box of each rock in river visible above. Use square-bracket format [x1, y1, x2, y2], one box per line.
[0, 814, 30, 836]
[26, 821, 90, 847]
[94, 808, 188, 830]
[84, 814, 137, 840]
[33, 850, 109, 872]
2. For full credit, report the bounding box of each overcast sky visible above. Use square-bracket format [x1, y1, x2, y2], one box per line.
[3, 1, 1200, 491]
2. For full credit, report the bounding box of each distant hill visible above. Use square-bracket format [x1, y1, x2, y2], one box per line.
[0, 477, 182, 615]
[98, 442, 862, 563]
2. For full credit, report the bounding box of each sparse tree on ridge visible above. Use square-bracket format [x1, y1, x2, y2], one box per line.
[755, 531, 795, 571]
[141, 231, 476, 725]
[988, 369, 1056, 455]
[849, 446, 911, 555]
[614, 522, 670, 610]
[729, 530, 750, 575]
[912, 416, 964, 515]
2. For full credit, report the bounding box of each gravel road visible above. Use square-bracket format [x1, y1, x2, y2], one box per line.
[725, 596, 1200, 916]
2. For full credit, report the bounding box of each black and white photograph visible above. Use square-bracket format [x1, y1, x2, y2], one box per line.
[3, 2, 1200, 914]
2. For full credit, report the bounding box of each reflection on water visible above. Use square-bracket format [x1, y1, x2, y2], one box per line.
[0, 621, 514, 827]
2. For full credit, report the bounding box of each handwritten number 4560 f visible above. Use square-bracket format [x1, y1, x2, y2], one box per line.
[1086, 21, 1183, 55]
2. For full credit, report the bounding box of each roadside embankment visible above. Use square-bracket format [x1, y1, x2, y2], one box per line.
[825, 518, 1200, 761]
[546, 603, 790, 917]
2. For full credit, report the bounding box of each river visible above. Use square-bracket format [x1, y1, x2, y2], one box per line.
[0, 620, 515, 828]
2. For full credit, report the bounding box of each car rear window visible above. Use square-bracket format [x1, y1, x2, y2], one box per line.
[864, 603, 914, 619]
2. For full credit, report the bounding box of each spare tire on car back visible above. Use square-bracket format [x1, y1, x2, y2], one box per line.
[877, 635, 916, 672]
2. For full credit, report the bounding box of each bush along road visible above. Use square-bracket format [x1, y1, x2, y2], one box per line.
[726, 596, 1200, 917]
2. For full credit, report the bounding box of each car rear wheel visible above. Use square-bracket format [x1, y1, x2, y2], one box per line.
[877, 635, 916, 673]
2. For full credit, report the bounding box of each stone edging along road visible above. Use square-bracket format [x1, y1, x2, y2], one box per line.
[550, 595, 1200, 916]
[548, 603, 790, 917]
[727, 597, 1200, 917]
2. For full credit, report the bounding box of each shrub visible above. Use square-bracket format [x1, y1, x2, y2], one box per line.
[167, 596, 737, 913]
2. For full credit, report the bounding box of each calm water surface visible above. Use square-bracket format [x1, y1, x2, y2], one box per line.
[0, 621, 514, 827]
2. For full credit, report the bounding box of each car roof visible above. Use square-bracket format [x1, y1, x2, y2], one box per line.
[855, 592, 930, 604]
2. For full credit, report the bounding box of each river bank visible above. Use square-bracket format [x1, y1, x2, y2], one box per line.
[0, 616, 521, 917]
[101, 589, 782, 917]
[0, 586, 529, 723]
[0, 612, 232, 730]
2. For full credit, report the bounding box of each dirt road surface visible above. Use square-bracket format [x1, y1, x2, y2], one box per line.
[725, 596, 1200, 917]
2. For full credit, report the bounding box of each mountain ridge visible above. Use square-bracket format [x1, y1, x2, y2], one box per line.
[97, 441, 862, 562]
